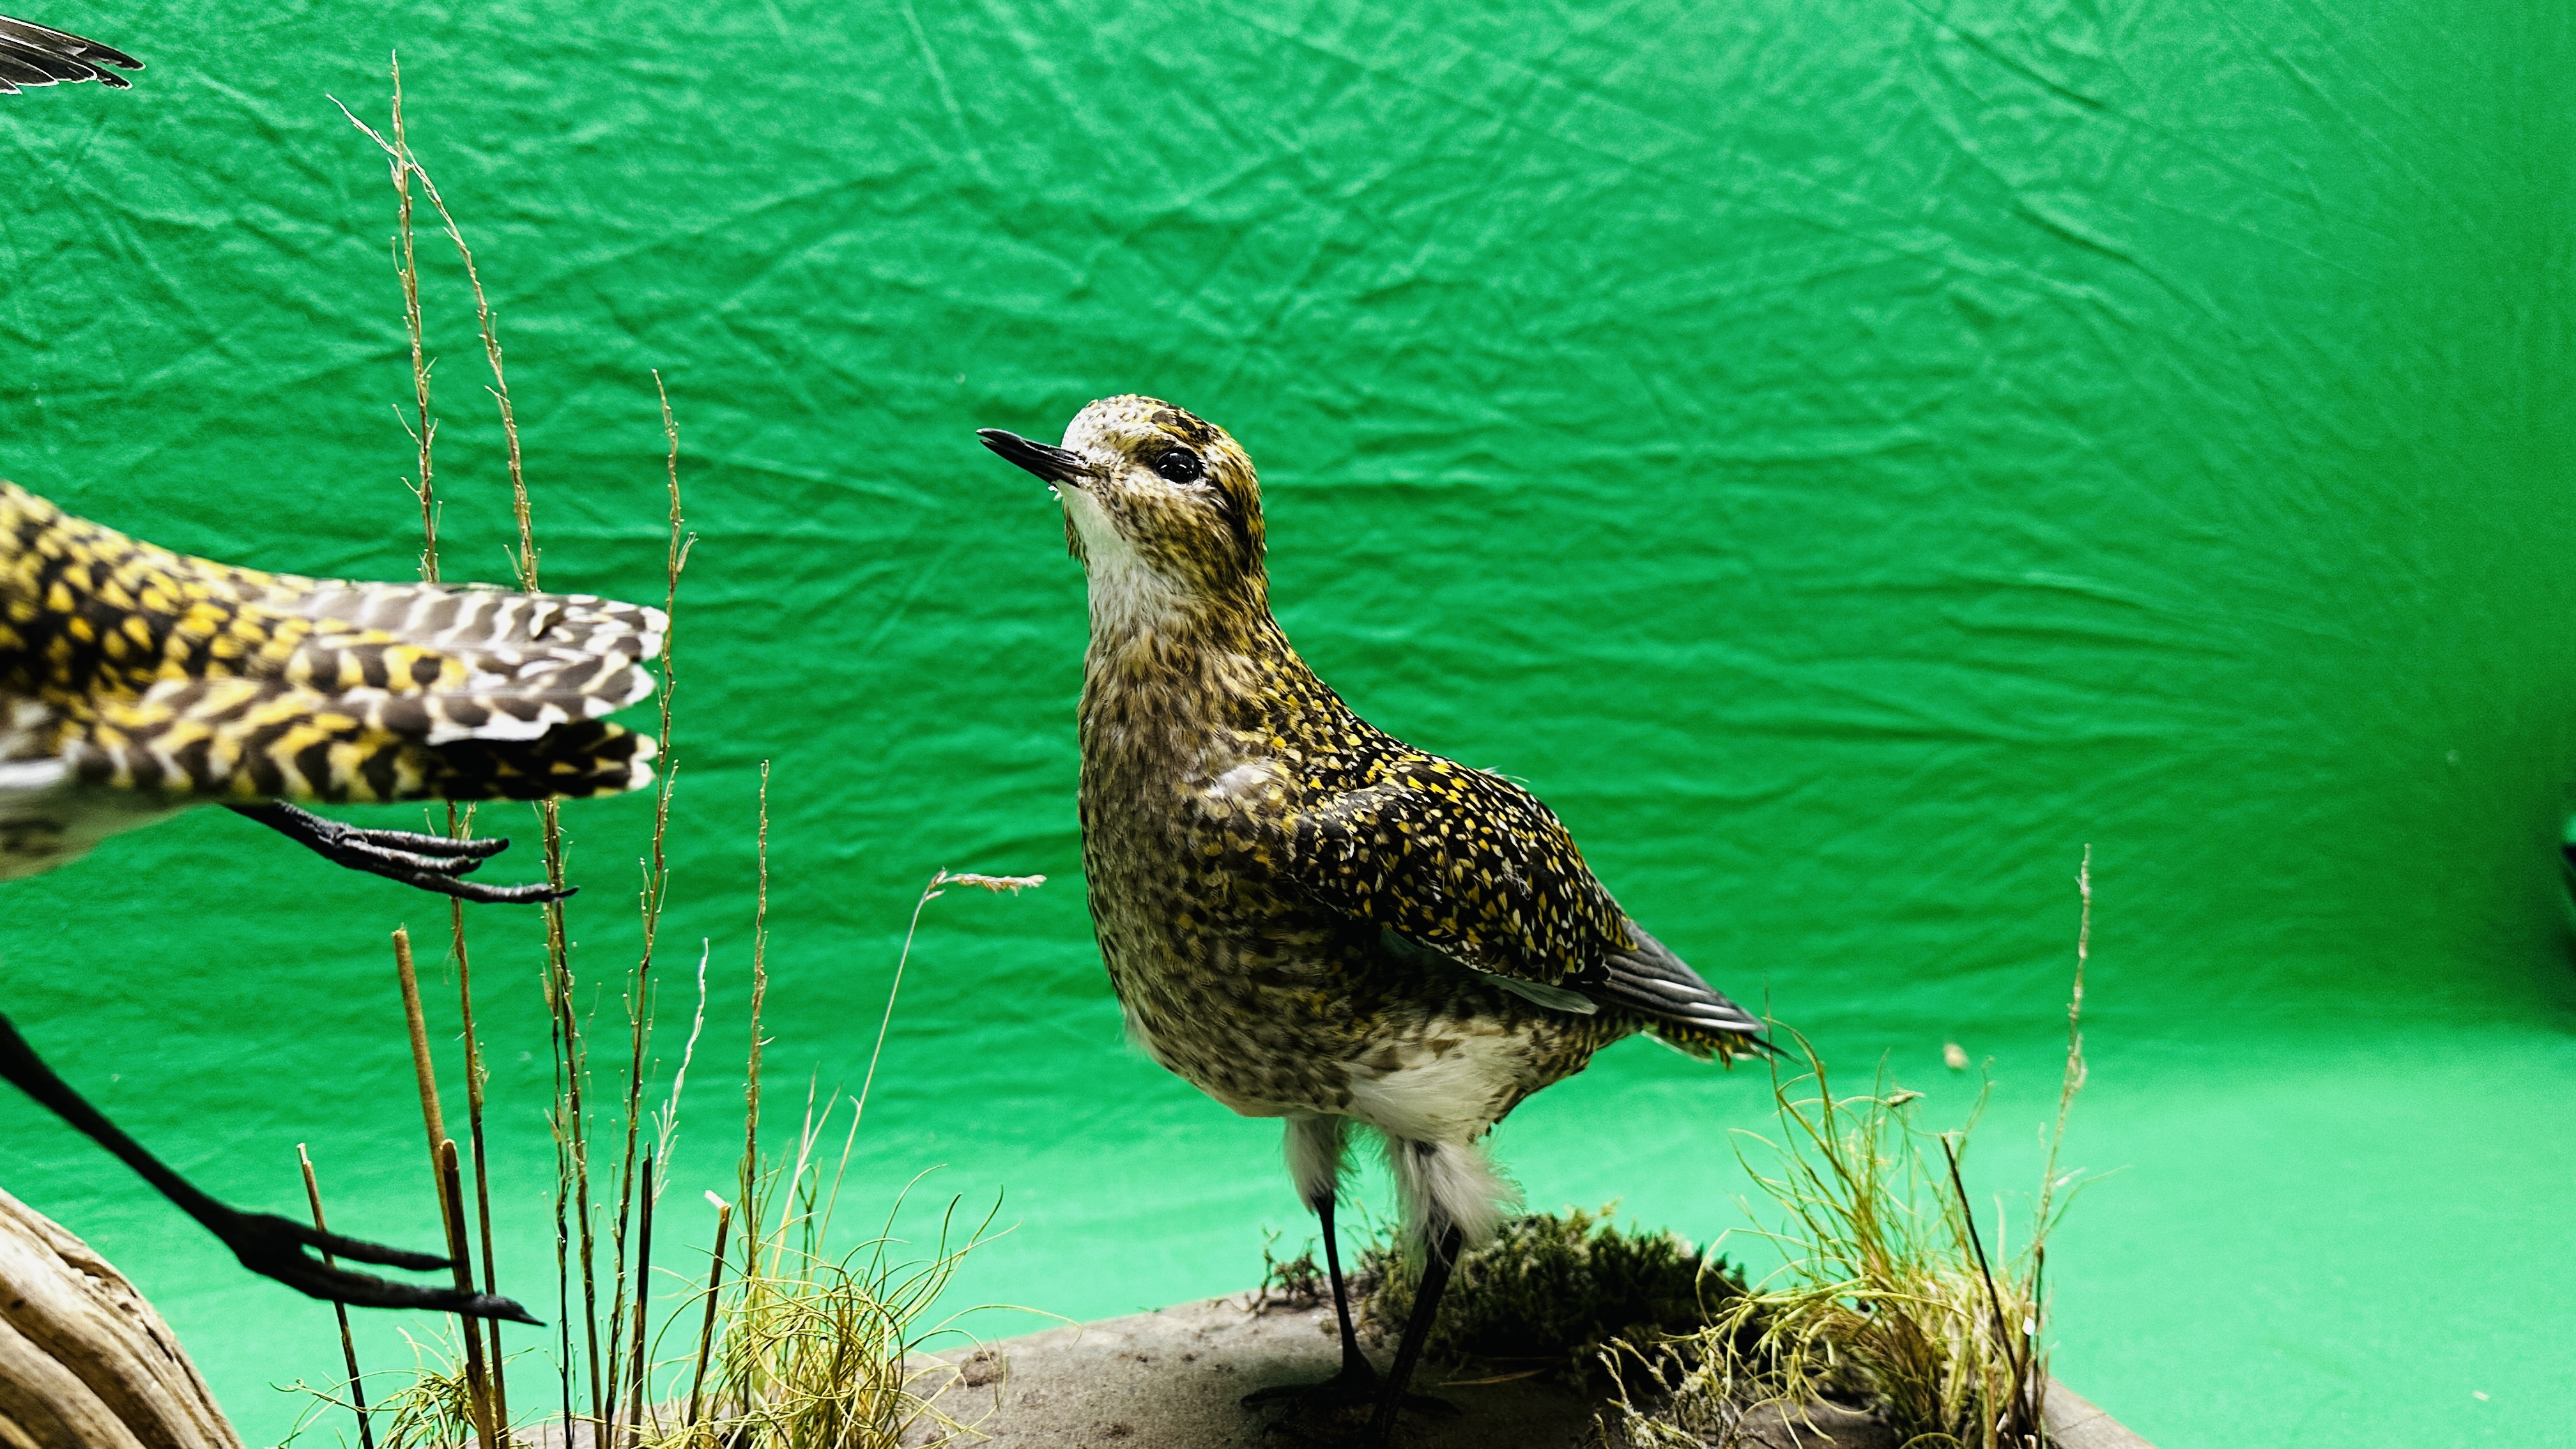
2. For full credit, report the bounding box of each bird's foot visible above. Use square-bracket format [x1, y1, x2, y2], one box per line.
[1245, 1360, 1456, 1440]
[228, 802, 572, 904]
[1243, 1360, 1384, 1409]
[216, 1206, 541, 1324]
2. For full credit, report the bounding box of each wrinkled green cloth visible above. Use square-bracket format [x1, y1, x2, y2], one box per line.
[0, 1, 2568, 1442]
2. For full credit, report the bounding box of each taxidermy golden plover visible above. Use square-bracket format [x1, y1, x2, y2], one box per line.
[981, 397, 1767, 1445]
[0, 14, 141, 91]
[0, 480, 664, 1322]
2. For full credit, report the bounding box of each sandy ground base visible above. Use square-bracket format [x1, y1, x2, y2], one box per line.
[905, 1292, 2154, 1449]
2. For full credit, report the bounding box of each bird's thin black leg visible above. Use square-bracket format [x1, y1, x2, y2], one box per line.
[1319, 1194, 1371, 1383]
[1362, 1222, 1465, 1449]
[0, 1010, 539, 1324]
[226, 802, 570, 905]
[1243, 1192, 1379, 1407]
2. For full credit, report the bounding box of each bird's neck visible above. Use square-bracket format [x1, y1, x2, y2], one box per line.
[1077, 589, 1324, 769]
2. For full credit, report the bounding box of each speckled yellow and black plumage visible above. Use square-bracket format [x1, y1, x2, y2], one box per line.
[0, 480, 660, 879]
[985, 396, 1765, 1206]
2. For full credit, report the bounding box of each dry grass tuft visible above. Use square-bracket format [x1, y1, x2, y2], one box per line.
[641, 1096, 999, 1449]
[1594, 850, 2097, 1449]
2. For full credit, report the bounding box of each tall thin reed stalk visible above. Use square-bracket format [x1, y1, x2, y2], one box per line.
[857, 872, 1043, 1135]
[738, 762, 772, 1289]
[296, 1146, 376, 1449]
[685, 1195, 733, 1426]
[625, 1151, 656, 1444]
[318, 63, 1018, 1449]
[448, 877, 508, 1429]
[390, 928, 448, 1164]
[347, 61, 591, 1429]
[603, 372, 694, 1449]
[338, 61, 529, 1420]
[440, 1139, 502, 1449]
[391, 928, 499, 1449]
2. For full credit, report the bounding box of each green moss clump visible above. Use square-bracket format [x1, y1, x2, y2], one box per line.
[1355, 1206, 1744, 1380]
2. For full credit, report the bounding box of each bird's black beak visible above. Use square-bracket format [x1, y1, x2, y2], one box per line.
[978, 429, 1089, 487]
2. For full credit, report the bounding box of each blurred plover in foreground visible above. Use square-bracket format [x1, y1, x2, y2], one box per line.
[0, 480, 664, 1321]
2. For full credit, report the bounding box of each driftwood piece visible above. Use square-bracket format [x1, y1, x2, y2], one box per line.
[0, 1188, 241, 1449]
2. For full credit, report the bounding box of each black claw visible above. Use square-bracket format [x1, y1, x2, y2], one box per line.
[221, 1209, 542, 1325]
[229, 802, 567, 905]
[342, 826, 512, 860]
[0, 1010, 544, 1328]
[427, 877, 574, 905]
[374, 867, 569, 904]
[338, 841, 491, 878]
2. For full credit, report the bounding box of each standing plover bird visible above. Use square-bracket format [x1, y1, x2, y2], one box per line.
[981, 397, 1767, 1445]
[1, 480, 664, 1321]
[0, 15, 142, 91]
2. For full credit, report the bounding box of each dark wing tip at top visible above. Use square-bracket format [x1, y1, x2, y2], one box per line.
[0, 16, 144, 95]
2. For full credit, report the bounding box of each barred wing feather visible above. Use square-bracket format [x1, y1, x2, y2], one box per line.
[0, 482, 660, 804]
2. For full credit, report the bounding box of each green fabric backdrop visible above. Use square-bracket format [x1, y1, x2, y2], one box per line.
[3, 1, 2570, 1443]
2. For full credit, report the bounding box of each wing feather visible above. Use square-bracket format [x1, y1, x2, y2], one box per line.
[0, 482, 660, 803]
[0, 16, 141, 93]
[1289, 756, 1628, 983]
[1284, 751, 1762, 1047]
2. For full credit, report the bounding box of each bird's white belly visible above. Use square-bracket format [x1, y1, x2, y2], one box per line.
[1340, 1031, 1531, 1144]
[1126, 994, 1529, 1146]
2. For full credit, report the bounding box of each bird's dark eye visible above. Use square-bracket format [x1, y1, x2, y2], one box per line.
[1152, 447, 1204, 484]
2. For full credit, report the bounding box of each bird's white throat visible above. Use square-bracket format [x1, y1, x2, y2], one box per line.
[1064, 489, 1186, 643]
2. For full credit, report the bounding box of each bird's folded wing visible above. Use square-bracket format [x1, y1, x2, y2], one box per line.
[1282, 755, 1634, 988]
[1282, 754, 1767, 1050]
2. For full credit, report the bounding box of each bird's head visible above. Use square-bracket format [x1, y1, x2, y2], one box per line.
[980, 395, 1265, 626]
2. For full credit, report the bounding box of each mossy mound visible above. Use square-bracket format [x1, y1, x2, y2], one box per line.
[1265, 1206, 1744, 1383]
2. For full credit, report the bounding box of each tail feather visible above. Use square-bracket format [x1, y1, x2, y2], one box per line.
[1600, 919, 1767, 1060]
[425, 717, 656, 801]
[266, 581, 664, 671]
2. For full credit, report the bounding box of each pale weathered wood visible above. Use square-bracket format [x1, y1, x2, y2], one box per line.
[0, 1189, 240, 1449]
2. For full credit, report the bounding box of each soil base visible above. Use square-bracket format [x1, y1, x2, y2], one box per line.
[905, 1291, 2154, 1449]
